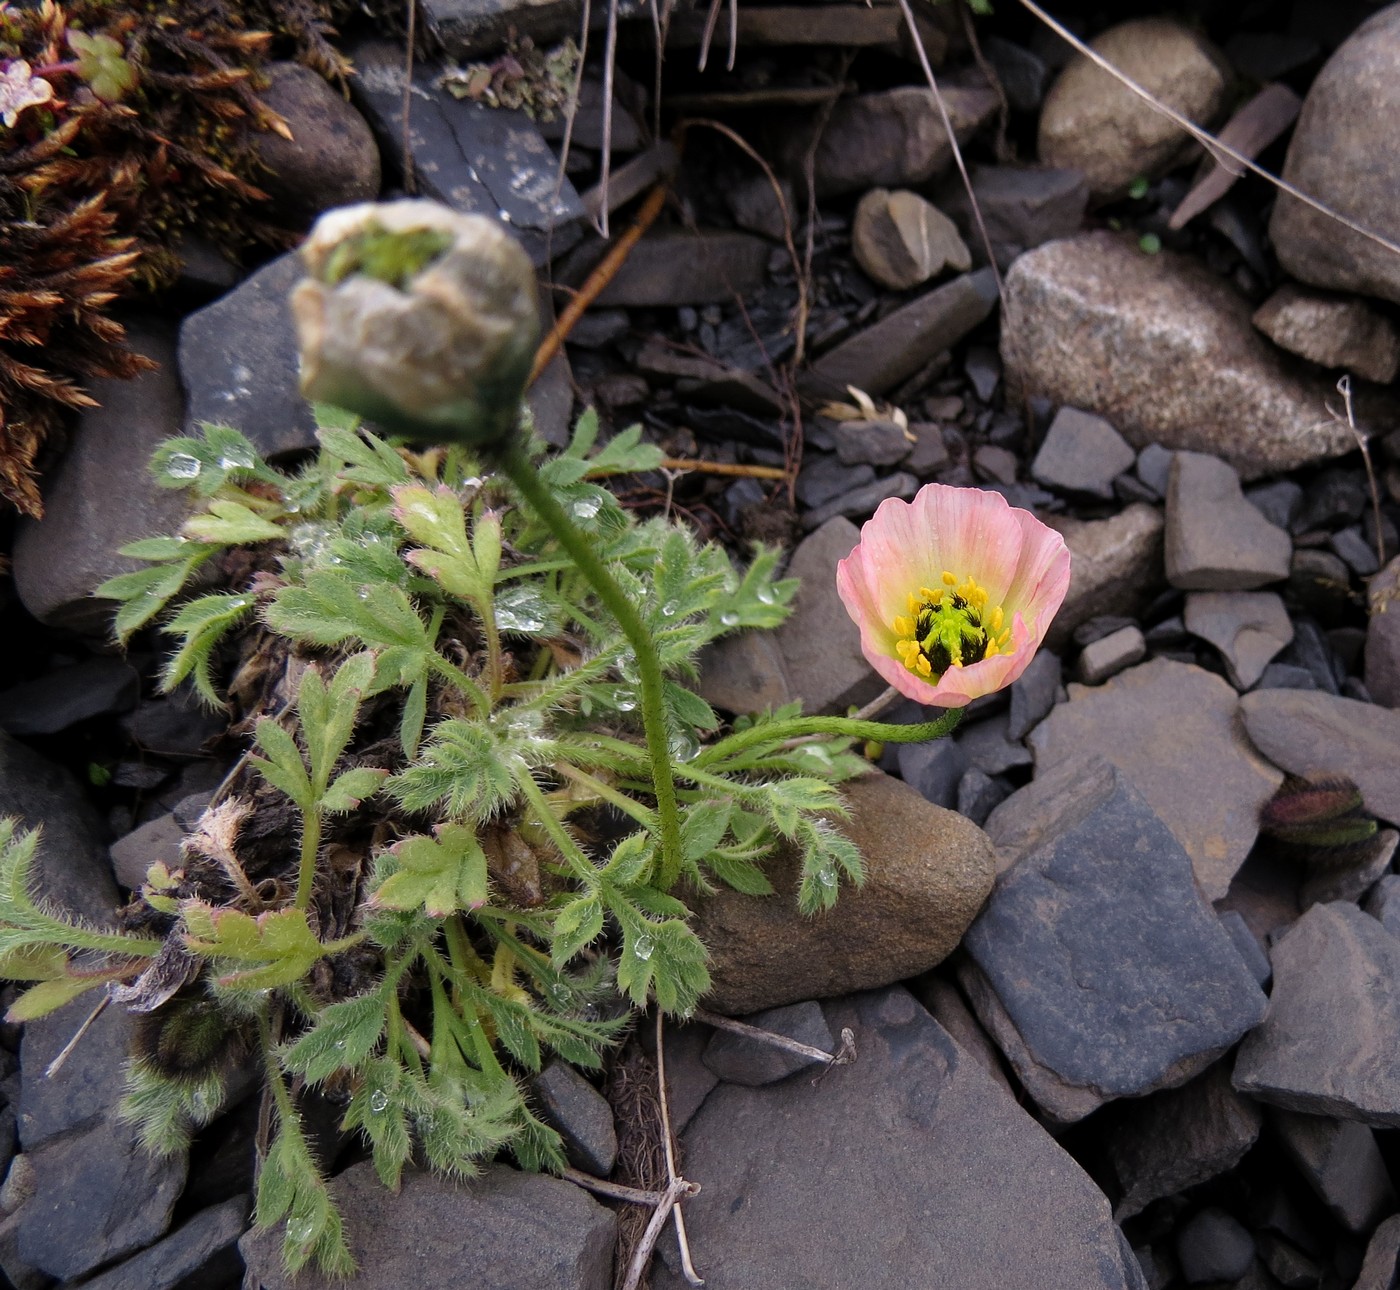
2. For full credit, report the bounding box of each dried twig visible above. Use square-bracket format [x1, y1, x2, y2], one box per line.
[563, 1169, 672, 1206]
[554, 0, 592, 203]
[401, 0, 418, 194]
[44, 994, 111, 1078]
[1017, 0, 1400, 263]
[597, 0, 622, 238]
[530, 181, 671, 383]
[1332, 376, 1387, 569]
[657, 458, 789, 480]
[694, 1007, 857, 1068]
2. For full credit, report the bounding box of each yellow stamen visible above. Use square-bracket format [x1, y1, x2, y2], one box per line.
[941, 571, 957, 586]
[893, 615, 915, 638]
[989, 606, 1004, 633]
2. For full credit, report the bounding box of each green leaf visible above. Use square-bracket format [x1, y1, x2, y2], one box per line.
[321, 767, 388, 814]
[100, 552, 216, 643]
[599, 831, 654, 886]
[181, 498, 285, 545]
[161, 591, 257, 706]
[388, 719, 521, 822]
[681, 802, 730, 864]
[664, 681, 719, 734]
[6, 973, 108, 1021]
[281, 988, 389, 1085]
[68, 29, 136, 102]
[582, 423, 665, 476]
[796, 821, 864, 915]
[393, 483, 490, 602]
[373, 824, 489, 917]
[704, 853, 774, 896]
[151, 426, 273, 496]
[615, 915, 710, 1015]
[550, 896, 604, 966]
[251, 719, 314, 810]
[341, 1057, 413, 1189]
[320, 423, 409, 489]
[182, 905, 353, 991]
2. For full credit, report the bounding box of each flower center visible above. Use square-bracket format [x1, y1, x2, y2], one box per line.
[892, 572, 1011, 680]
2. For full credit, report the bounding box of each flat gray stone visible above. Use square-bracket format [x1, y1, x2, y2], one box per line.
[12, 321, 189, 632]
[1234, 902, 1400, 1127]
[1300, 828, 1397, 911]
[956, 710, 1033, 776]
[77, 1197, 247, 1290]
[0, 658, 139, 737]
[937, 164, 1089, 269]
[652, 987, 1149, 1290]
[1077, 625, 1147, 684]
[962, 758, 1266, 1122]
[912, 975, 1013, 1095]
[1365, 554, 1400, 708]
[591, 231, 769, 308]
[1353, 1213, 1400, 1290]
[897, 735, 969, 809]
[1185, 591, 1295, 689]
[773, 518, 886, 716]
[800, 270, 999, 401]
[702, 1002, 833, 1086]
[1042, 504, 1164, 651]
[1027, 659, 1283, 900]
[530, 1062, 617, 1177]
[696, 630, 794, 717]
[1174, 1207, 1254, 1284]
[1364, 874, 1400, 939]
[1105, 1064, 1263, 1220]
[1032, 407, 1136, 500]
[16, 1115, 187, 1281]
[1240, 688, 1400, 827]
[692, 771, 994, 1015]
[1270, 1109, 1397, 1233]
[0, 731, 118, 929]
[241, 1163, 615, 1290]
[1001, 233, 1359, 480]
[420, 0, 579, 57]
[800, 471, 919, 531]
[832, 419, 912, 468]
[110, 813, 185, 891]
[1167, 452, 1293, 591]
[1253, 284, 1400, 384]
[1007, 648, 1062, 739]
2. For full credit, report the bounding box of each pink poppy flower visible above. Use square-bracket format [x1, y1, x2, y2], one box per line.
[836, 484, 1071, 708]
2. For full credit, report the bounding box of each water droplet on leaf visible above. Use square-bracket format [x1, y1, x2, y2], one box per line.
[633, 934, 655, 962]
[369, 1089, 390, 1114]
[166, 453, 202, 480]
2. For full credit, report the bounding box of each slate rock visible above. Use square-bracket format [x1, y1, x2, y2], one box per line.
[1042, 503, 1165, 651]
[0, 657, 139, 737]
[349, 39, 583, 258]
[1219, 910, 1273, 987]
[75, 1196, 247, 1290]
[241, 1163, 615, 1289]
[1038, 18, 1229, 201]
[530, 1062, 617, 1177]
[1300, 828, 1397, 911]
[110, 813, 185, 890]
[1240, 688, 1400, 826]
[1031, 406, 1137, 500]
[1253, 284, 1400, 384]
[939, 164, 1089, 270]
[956, 710, 1032, 776]
[962, 757, 1267, 1122]
[1270, 1109, 1397, 1233]
[772, 517, 886, 716]
[799, 82, 1000, 199]
[1365, 554, 1400, 707]
[589, 231, 768, 307]
[1107, 1064, 1263, 1221]
[652, 987, 1149, 1290]
[1185, 591, 1295, 689]
[1001, 233, 1360, 479]
[1174, 1207, 1255, 1284]
[702, 1002, 833, 1086]
[1235, 902, 1400, 1126]
[1028, 659, 1283, 899]
[1248, 478, 1305, 531]
[179, 252, 317, 460]
[1007, 647, 1062, 740]
[1277, 617, 1343, 695]
[800, 471, 919, 531]
[691, 771, 994, 1015]
[796, 454, 874, 509]
[852, 188, 970, 290]
[1167, 452, 1293, 590]
[912, 975, 1013, 1095]
[1364, 874, 1400, 939]
[801, 269, 999, 401]
[252, 63, 380, 219]
[984, 35, 1049, 112]
[650, 1022, 719, 1136]
[16, 1114, 187, 1281]
[897, 735, 969, 809]
[0, 730, 119, 928]
[1077, 625, 1147, 684]
[696, 630, 794, 717]
[1269, 5, 1400, 305]
[833, 418, 912, 468]
[1136, 443, 1175, 498]
[1333, 524, 1380, 577]
[1352, 1213, 1400, 1290]
[956, 769, 1010, 827]
[12, 321, 189, 632]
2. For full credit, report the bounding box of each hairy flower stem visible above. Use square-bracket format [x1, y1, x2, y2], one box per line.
[694, 708, 964, 771]
[294, 810, 323, 911]
[497, 440, 686, 889]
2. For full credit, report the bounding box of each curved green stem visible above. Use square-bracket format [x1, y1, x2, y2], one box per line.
[294, 810, 323, 911]
[514, 772, 600, 889]
[696, 708, 964, 770]
[496, 441, 685, 888]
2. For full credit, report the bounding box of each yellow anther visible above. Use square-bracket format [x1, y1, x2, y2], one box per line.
[915, 655, 931, 676]
[907, 593, 920, 614]
[893, 615, 915, 638]
[942, 571, 957, 586]
[896, 639, 922, 666]
[985, 639, 999, 659]
[989, 606, 1004, 633]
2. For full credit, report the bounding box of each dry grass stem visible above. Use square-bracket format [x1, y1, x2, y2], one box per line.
[1333, 376, 1387, 569]
[693, 1007, 857, 1067]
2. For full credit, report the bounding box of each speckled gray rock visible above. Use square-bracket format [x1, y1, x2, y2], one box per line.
[1038, 19, 1229, 201]
[1270, 1109, 1397, 1233]
[897, 736, 968, 809]
[1252, 284, 1400, 383]
[1077, 626, 1146, 684]
[1007, 648, 1062, 739]
[1218, 911, 1272, 986]
[58, 1196, 246, 1290]
[1001, 234, 1358, 479]
[1365, 555, 1400, 707]
[1166, 452, 1292, 590]
[1353, 1213, 1400, 1290]
[800, 471, 920, 531]
[937, 164, 1089, 269]
[110, 813, 185, 891]
[1185, 591, 1295, 688]
[1027, 659, 1283, 900]
[1300, 828, 1397, 911]
[956, 710, 1032, 776]
[833, 419, 913, 468]
[912, 975, 1013, 1095]
[1240, 688, 1400, 826]
[651, 987, 1150, 1290]
[772, 517, 886, 716]
[240, 1164, 615, 1290]
[702, 1002, 833, 1086]
[1043, 503, 1164, 651]
[12, 321, 189, 632]
[961, 758, 1266, 1122]
[1365, 874, 1400, 938]
[1234, 902, 1400, 1127]
[530, 1062, 617, 1177]
[1107, 1065, 1263, 1221]
[696, 631, 794, 717]
[1269, 6, 1400, 305]
[1031, 406, 1137, 500]
[593, 231, 769, 308]
[0, 731, 118, 929]
[691, 771, 995, 1015]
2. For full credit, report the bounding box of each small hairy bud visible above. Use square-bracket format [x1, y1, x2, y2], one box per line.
[292, 199, 539, 446]
[1259, 772, 1378, 867]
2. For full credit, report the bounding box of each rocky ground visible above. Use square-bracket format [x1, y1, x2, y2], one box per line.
[3, 0, 1400, 1287]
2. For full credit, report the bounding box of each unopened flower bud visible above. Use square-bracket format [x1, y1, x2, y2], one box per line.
[291, 199, 539, 446]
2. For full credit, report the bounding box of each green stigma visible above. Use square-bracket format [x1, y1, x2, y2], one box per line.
[322, 224, 455, 290]
[893, 574, 1010, 681]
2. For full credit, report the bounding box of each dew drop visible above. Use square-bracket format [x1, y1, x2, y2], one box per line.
[661, 600, 679, 618]
[549, 982, 572, 1007]
[190, 1089, 210, 1116]
[614, 695, 637, 713]
[719, 611, 740, 628]
[166, 453, 202, 480]
[755, 586, 776, 606]
[287, 1217, 316, 1245]
[369, 1089, 390, 1115]
[633, 934, 655, 962]
[569, 496, 601, 520]
[496, 586, 550, 633]
[217, 448, 256, 470]
[669, 732, 701, 762]
[816, 864, 838, 889]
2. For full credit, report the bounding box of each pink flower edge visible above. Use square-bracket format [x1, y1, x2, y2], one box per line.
[835, 484, 1071, 708]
